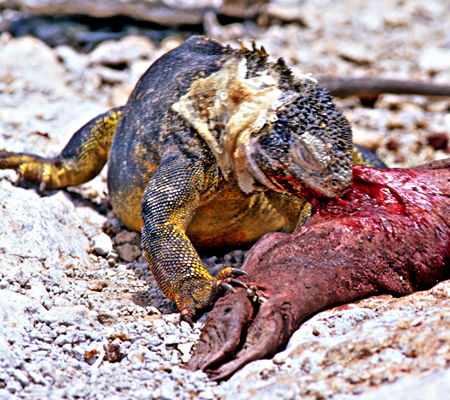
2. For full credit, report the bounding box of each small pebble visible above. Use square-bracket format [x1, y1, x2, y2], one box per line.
[92, 233, 113, 256]
[117, 244, 141, 262]
[427, 132, 448, 150]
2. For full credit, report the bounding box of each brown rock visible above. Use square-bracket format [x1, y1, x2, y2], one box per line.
[97, 310, 118, 326]
[427, 132, 448, 150]
[386, 138, 400, 151]
[104, 340, 125, 363]
[117, 243, 141, 262]
[87, 280, 108, 292]
[114, 231, 141, 245]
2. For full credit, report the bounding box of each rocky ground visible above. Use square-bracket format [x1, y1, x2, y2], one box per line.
[0, 0, 450, 399]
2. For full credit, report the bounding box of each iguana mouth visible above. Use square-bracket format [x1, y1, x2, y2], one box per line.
[301, 174, 352, 199]
[241, 136, 286, 193]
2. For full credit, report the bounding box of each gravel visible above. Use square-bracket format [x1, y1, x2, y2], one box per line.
[0, 286, 213, 399]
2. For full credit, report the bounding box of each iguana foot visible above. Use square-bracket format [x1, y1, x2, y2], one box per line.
[216, 267, 249, 296]
[177, 267, 248, 328]
[0, 151, 59, 191]
[217, 267, 247, 278]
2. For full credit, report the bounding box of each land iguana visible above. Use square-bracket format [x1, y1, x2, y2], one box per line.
[187, 159, 450, 380]
[0, 36, 385, 325]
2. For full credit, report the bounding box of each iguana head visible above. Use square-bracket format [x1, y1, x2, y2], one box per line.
[171, 38, 353, 199]
[251, 81, 353, 199]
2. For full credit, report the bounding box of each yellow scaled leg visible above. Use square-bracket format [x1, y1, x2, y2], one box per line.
[141, 154, 248, 326]
[0, 107, 123, 190]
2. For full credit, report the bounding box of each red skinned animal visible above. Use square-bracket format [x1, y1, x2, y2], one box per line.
[187, 159, 450, 380]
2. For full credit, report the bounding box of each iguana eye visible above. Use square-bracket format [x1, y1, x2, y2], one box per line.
[291, 144, 320, 171]
[329, 179, 340, 190]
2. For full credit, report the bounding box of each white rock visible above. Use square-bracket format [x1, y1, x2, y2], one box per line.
[92, 66, 128, 84]
[88, 35, 156, 67]
[39, 305, 99, 327]
[12, 369, 30, 386]
[0, 97, 107, 155]
[163, 334, 179, 345]
[419, 47, 450, 72]
[160, 379, 177, 400]
[55, 45, 88, 75]
[0, 181, 93, 270]
[92, 233, 113, 256]
[53, 296, 71, 307]
[177, 342, 193, 355]
[0, 290, 46, 330]
[27, 279, 51, 304]
[0, 36, 70, 97]
[162, 313, 180, 325]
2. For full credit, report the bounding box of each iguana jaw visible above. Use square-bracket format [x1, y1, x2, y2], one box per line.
[241, 135, 286, 193]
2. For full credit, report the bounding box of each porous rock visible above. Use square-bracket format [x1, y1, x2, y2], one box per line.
[0, 180, 93, 272]
[114, 230, 141, 245]
[117, 243, 142, 262]
[39, 305, 99, 327]
[340, 368, 450, 400]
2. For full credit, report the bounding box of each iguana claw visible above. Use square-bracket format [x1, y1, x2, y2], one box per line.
[219, 282, 236, 293]
[229, 279, 248, 289]
[229, 268, 247, 277]
[215, 267, 249, 294]
[217, 267, 247, 279]
[180, 312, 195, 329]
[174, 267, 251, 326]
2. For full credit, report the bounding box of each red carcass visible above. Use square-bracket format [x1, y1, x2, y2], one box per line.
[187, 159, 450, 380]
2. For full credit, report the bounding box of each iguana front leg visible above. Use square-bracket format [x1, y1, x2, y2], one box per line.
[140, 153, 245, 325]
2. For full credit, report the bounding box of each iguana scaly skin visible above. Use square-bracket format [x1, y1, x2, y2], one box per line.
[0, 36, 385, 323]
